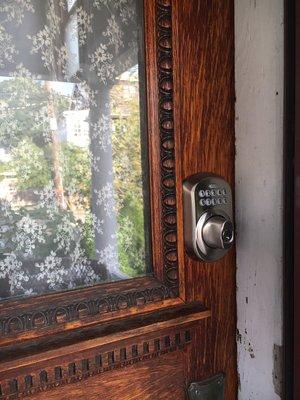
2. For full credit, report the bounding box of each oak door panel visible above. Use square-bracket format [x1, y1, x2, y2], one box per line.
[28, 351, 187, 400]
[172, 0, 237, 397]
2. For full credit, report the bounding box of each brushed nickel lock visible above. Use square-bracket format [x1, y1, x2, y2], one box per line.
[183, 173, 234, 261]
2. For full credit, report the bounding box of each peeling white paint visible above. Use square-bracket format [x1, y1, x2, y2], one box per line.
[235, 0, 283, 399]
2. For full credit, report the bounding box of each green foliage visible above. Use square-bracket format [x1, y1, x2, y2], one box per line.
[117, 196, 145, 277]
[111, 92, 143, 204]
[0, 78, 46, 148]
[0, 77, 69, 149]
[0, 76, 147, 279]
[10, 138, 51, 190]
[0, 161, 8, 182]
[80, 212, 96, 259]
[111, 88, 146, 276]
[61, 143, 91, 202]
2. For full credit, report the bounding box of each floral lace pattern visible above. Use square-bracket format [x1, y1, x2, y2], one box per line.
[0, 0, 147, 299]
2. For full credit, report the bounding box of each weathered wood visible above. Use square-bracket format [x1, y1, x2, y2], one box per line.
[27, 351, 188, 400]
[0, 275, 183, 347]
[0, 302, 206, 398]
[0, 303, 210, 370]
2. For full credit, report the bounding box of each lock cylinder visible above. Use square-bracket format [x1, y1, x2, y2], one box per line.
[202, 216, 234, 250]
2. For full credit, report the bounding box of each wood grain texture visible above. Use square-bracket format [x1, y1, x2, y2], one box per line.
[0, 303, 208, 399]
[26, 351, 187, 400]
[0, 278, 183, 348]
[145, 0, 181, 295]
[172, 0, 237, 398]
[0, 304, 209, 371]
[0, 326, 195, 399]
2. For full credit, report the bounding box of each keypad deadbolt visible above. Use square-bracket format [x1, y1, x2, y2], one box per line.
[183, 173, 234, 261]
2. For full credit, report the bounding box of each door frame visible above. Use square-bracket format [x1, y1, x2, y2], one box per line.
[284, 0, 297, 397]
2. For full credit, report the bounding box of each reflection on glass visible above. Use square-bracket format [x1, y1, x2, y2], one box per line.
[0, 0, 149, 299]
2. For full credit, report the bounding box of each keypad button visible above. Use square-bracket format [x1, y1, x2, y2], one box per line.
[216, 189, 222, 196]
[200, 199, 206, 206]
[199, 190, 206, 197]
[205, 189, 211, 197]
[217, 198, 223, 205]
[222, 188, 227, 195]
[205, 199, 211, 206]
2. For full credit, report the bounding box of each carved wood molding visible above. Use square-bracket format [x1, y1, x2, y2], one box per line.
[156, 0, 178, 291]
[0, 0, 179, 341]
[0, 283, 174, 337]
[0, 328, 191, 399]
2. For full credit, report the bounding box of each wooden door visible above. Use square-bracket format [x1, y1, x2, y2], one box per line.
[0, 0, 237, 399]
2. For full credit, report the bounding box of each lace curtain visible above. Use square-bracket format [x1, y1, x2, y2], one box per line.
[0, 0, 147, 299]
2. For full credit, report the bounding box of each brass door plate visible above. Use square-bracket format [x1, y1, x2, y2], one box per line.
[187, 373, 225, 400]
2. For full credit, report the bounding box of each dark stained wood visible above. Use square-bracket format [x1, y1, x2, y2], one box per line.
[144, 0, 162, 282]
[172, 0, 237, 398]
[0, 276, 183, 348]
[27, 351, 188, 400]
[283, 0, 294, 397]
[294, 0, 299, 397]
[0, 302, 210, 368]
[0, 317, 199, 398]
[145, 0, 182, 296]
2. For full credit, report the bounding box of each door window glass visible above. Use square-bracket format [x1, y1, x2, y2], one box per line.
[0, 0, 150, 299]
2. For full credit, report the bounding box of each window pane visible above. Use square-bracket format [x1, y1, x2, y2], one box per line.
[0, 0, 150, 299]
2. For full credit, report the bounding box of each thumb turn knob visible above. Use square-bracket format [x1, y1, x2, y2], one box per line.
[202, 215, 234, 250]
